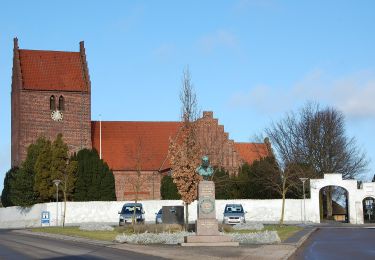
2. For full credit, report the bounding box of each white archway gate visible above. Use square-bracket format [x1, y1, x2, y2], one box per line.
[310, 174, 375, 224]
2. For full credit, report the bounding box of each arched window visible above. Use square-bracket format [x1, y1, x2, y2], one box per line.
[50, 95, 56, 110]
[58, 95, 65, 111]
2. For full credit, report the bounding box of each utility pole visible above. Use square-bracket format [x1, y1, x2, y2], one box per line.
[300, 178, 308, 224]
[53, 179, 61, 226]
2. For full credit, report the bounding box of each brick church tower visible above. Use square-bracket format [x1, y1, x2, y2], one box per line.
[11, 38, 92, 167]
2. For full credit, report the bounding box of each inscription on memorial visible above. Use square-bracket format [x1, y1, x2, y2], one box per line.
[198, 181, 216, 219]
[200, 186, 215, 197]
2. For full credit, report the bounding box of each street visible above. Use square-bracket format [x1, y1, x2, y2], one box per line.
[290, 227, 375, 260]
[0, 229, 165, 260]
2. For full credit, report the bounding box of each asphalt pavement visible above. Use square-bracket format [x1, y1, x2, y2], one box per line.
[290, 227, 375, 260]
[0, 229, 165, 260]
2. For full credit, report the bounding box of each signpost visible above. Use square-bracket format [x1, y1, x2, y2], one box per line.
[41, 211, 50, 226]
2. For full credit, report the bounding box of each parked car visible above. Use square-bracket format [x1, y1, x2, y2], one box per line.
[223, 204, 246, 225]
[155, 208, 163, 224]
[118, 203, 145, 225]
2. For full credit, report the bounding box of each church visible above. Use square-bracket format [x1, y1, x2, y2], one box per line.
[11, 39, 270, 200]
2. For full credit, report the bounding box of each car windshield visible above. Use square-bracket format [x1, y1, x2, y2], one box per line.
[121, 206, 142, 214]
[224, 205, 244, 213]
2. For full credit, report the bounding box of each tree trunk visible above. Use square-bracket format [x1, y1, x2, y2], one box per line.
[63, 189, 67, 228]
[185, 203, 189, 231]
[280, 191, 286, 225]
[326, 186, 333, 219]
[132, 193, 138, 229]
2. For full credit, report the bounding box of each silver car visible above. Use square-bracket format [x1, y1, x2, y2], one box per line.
[118, 203, 145, 225]
[223, 204, 246, 225]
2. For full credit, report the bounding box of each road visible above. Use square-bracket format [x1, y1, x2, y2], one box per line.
[0, 229, 165, 259]
[290, 227, 375, 260]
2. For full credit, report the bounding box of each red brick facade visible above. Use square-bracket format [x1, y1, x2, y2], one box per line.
[113, 171, 162, 201]
[196, 111, 242, 175]
[11, 39, 91, 167]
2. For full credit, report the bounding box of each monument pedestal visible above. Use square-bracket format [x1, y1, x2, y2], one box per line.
[181, 181, 239, 247]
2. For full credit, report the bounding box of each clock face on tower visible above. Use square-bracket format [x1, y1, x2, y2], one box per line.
[51, 110, 63, 121]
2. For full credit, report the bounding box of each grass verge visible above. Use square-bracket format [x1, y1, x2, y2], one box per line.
[31, 227, 119, 241]
[31, 224, 302, 243]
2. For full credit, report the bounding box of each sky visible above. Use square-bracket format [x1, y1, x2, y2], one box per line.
[1, 0, 375, 191]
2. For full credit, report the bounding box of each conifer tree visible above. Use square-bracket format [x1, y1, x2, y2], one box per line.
[100, 162, 116, 200]
[34, 139, 53, 201]
[1, 168, 17, 207]
[160, 175, 181, 199]
[74, 149, 116, 201]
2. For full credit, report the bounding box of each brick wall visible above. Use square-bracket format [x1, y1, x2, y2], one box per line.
[13, 90, 91, 166]
[113, 170, 162, 201]
[196, 111, 242, 175]
[11, 38, 22, 167]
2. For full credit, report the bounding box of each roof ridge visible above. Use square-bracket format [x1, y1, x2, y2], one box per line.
[19, 49, 79, 54]
[92, 120, 181, 123]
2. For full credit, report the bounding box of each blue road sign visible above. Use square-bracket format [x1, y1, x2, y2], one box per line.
[41, 211, 50, 224]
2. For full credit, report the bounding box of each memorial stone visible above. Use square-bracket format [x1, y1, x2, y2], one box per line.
[181, 156, 239, 246]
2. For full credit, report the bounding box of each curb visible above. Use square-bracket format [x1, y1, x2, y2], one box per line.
[282, 227, 317, 260]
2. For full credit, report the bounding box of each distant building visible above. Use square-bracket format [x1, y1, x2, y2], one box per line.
[11, 39, 270, 200]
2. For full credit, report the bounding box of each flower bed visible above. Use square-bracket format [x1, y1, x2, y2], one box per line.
[115, 230, 280, 245]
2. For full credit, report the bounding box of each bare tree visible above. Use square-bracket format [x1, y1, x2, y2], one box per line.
[169, 67, 202, 229]
[299, 103, 367, 179]
[61, 160, 78, 227]
[127, 135, 150, 226]
[264, 118, 315, 223]
[266, 102, 368, 220]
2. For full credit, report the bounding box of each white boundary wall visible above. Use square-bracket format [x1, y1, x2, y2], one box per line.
[2, 174, 374, 228]
[0, 199, 312, 229]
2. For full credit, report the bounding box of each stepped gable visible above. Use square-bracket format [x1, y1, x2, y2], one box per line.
[234, 142, 270, 165]
[18, 48, 88, 92]
[91, 121, 181, 171]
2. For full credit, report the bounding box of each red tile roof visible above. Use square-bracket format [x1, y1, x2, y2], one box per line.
[19, 49, 86, 91]
[234, 142, 270, 165]
[92, 121, 270, 171]
[91, 121, 181, 171]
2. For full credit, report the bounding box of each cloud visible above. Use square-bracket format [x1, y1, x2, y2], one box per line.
[294, 69, 375, 119]
[153, 43, 176, 61]
[228, 69, 375, 120]
[229, 84, 286, 114]
[198, 30, 239, 53]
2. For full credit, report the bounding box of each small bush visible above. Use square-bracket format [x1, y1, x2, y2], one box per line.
[116, 224, 183, 234]
[228, 230, 280, 244]
[116, 230, 281, 245]
[116, 231, 192, 244]
[79, 223, 114, 231]
[232, 222, 264, 231]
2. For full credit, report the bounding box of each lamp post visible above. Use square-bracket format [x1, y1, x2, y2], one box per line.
[300, 177, 308, 224]
[53, 179, 61, 226]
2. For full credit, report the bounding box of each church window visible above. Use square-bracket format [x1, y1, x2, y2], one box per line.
[58, 95, 65, 111]
[50, 95, 56, 110]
